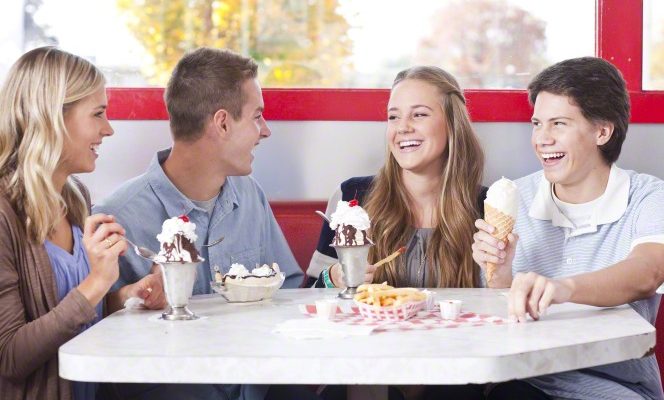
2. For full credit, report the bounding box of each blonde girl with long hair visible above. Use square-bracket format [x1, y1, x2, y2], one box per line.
[308, 66, 487, 399]
[0, 47, 153, 400]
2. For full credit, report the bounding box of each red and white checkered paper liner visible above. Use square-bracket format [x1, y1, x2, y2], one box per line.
[298, 303, 506, 333]
[355, 299, 425, 321]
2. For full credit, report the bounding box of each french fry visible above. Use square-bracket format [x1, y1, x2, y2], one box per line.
[357, 282, 393, 293]
[374, 247, 407, 269]
[354, 286, 426, 307]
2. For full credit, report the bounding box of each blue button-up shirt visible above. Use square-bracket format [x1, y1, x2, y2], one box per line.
[94, 149, 303, 294]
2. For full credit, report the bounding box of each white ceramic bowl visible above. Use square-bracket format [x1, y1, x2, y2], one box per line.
[210, 273, 285, 302]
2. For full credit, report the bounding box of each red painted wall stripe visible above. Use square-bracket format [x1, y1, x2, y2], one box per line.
[107, 88, 533, 122]
[631, 92, 664, 123]
[106, 87, 664, 123]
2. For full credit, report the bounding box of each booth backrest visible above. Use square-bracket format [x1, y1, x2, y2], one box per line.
[271, 201, 326, 275]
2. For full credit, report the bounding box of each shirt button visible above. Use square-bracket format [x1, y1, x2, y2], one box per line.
[566, 258, 574, 265]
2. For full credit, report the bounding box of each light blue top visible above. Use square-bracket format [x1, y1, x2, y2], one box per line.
[93, 149, 303, 400]
[45, 225, 102, 400]
[512, 165, 664, 400]
[93, 149, 303, 295]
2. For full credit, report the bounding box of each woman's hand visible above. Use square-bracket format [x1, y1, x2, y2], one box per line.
[124, 264, 167, 309]
[364, 264, 377, 284]
[329, 263, 376, 287]
[77, 214, 128, 307]
[106, 264, 167, 313]
[508, 272, 574, 322]
[471, 218, 518, 288]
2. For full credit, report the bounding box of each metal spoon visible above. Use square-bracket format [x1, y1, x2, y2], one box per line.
[203, 236, 225, 248]
[124, 234, 224, 262]
[123, 237, 158, 261]
[315, 210, 331, 223]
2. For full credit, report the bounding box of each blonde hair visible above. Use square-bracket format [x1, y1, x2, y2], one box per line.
[366, 66, 484, 288]
[0, 47, 104, 242]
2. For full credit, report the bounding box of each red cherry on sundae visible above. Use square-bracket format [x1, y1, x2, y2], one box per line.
[349, 199, 359, 207]
[178, 215, 190, 222]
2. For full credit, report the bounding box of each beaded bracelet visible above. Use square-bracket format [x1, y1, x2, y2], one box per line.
[322, 266, 336, 288]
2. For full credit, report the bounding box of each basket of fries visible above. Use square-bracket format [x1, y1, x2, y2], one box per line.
[353, 283, 427, 321]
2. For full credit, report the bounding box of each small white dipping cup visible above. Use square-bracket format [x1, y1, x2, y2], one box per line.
[315, 299, 339, 320]
[439, 300, 462, 320]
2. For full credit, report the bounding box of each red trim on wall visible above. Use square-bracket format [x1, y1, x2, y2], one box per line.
[107, 88, 533, 122]
[106, 1, 663, 124]
[631, 92, 664, 123]
[263, 89, 388, 121]
[465, 91, 532, 122]
[107, 88, 169, 120]
[597, 0, 643, 91]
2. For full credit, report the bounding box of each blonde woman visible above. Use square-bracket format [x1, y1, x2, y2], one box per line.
[0, 47, 157, 400]
[309, 66, 487, 399]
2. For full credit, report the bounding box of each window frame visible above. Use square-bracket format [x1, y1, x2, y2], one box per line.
[107, 0, 663, 123]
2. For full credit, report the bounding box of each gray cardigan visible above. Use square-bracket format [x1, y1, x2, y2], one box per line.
[0, 183, 97, 400]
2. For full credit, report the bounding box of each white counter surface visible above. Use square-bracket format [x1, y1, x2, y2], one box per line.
[59, 288, 655, 384]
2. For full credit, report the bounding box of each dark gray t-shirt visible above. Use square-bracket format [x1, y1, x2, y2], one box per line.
[401, 228, 433, 287]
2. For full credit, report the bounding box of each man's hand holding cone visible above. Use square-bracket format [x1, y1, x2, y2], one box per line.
[472, 177, 519, 287]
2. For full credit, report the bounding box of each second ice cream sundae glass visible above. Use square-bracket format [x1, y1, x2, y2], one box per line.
[211, 263, 285, 302]
[154, 215, 204, 320]
[329, 199, 373, 299]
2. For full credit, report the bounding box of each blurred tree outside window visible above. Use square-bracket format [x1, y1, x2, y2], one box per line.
[3, 0, 594, 89]
[644, 0, 664, 90]
[116, 0, 353, 87]
[416, 0, 548, 88]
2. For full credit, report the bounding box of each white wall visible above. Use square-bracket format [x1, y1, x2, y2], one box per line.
[78, 121, 664, 203]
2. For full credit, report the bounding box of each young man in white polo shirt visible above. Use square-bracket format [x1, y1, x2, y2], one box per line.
[473, 57, 664, 400]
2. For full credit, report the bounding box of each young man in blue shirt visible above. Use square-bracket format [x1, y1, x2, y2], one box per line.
[473, 57, 664, 400]
[95, 47, 308, 400]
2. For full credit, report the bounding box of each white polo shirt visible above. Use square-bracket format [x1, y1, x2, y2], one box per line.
[512, 165, 664, 400]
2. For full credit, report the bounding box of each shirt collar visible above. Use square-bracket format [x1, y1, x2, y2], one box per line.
[147, 148, 239, 218]
[528, 164, 630, 229]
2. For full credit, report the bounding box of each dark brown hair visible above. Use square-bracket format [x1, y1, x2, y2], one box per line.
[164, 47, 258, 141]
[527, 57, 630, 164]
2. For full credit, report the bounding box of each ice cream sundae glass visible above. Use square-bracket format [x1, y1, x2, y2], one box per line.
[154, 215, 204, 320]
[211, 263, 285, 302]
[329, 199, 373, 299]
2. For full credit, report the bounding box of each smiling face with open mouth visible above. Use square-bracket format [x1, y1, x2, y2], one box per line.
[531, 91, 612, 190]
[221, 78, 271, 176]
[60, 86, 114, 175]
[386, 79, 448, 175]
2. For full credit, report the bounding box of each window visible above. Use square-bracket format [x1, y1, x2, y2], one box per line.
[7, 0, 594, 89]
[644, 0, 664, 90]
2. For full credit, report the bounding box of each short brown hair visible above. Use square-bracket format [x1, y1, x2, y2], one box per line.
[164, 48, 258, 141]
[527, 57, 630, 164]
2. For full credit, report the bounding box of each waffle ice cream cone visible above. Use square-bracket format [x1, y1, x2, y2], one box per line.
[484, 203, 515, 282]
[483, 177, 518, 284]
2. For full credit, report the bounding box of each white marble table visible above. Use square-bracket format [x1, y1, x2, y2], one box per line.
[59, 288, 655, 385]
